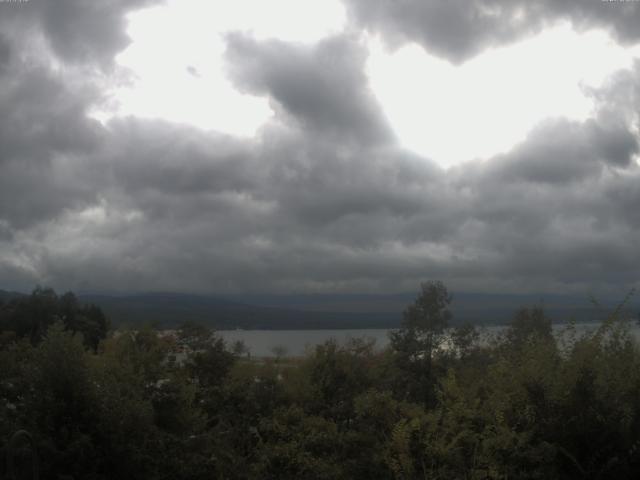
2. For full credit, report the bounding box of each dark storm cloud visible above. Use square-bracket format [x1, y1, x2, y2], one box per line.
[224, 33, 394, 146]
[443, 91, 640, 291]
[251, 127, 441, 229]
[343, 0, 640, 63]
[0, 33, 10, 72]
[0, 49, 103, 228]
[102, 118, 259, 198]
[0, 66, 101, 164]
[0, 0, 164, 290]
[479, 116, 638, 185]
[0, 21, 450, 293]
[1, 5, 639, 295]
[47, 80, 638, 295]
[0, 0, 169, 229]
[0, 0, 163, 68]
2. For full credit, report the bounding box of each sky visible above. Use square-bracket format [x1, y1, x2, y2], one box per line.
[0, 0, 639, 296]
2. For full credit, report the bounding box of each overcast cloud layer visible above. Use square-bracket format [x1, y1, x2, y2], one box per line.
[0, 0, 639, 295]
[344, 0, 640, 63]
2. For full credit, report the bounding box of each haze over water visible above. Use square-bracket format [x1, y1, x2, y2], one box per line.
[219, 322, 640, 357]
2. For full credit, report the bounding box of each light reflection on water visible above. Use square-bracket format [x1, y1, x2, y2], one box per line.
[218, 322, 640, 357]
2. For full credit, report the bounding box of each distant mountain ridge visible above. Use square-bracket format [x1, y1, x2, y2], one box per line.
[78, 292, 398, 329]
[1, 289, 637, 329]
[0, 289, 25, 303]
[233, 291, 639, 326]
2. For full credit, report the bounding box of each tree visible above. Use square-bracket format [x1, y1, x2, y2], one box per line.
[4, 287, 59, 344]
[271, 344, 288, 363]
[60, 292, 109, 351]
[0, 287, 108, 350]
[184, 327, 235, 389]
[177, 321, 215, 351]
[390, 280, 452, 404]
[304, 338, 376, 422]
[231, 339, 250, 358]
[450, 322, 479, 359]
[505, 306, 552, 349]
[30, 322, 99, 478]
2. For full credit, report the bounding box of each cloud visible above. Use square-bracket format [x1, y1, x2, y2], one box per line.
[0, 0, 169, 229]
[343, 0, 640, 63]
[0, 0, 164, 68]
[0, 33, 10, 73]
[224, 33, 394, 146]
[478, 115, 638, 185]
[0, 48, 103, 229]
[0, 6, 639, 296]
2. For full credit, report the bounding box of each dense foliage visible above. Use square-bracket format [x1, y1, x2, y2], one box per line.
[2, 283, 640, 479]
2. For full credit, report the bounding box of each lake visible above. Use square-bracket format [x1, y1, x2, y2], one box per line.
[219, 329, 392, 357]
[218, 322, 640, 357]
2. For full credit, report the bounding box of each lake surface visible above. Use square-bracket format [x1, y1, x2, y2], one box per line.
[219, 329, 393, 357]
[219, 323, 640, 357]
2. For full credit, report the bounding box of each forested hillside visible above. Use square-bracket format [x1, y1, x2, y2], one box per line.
[2, 283, 640, 479]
